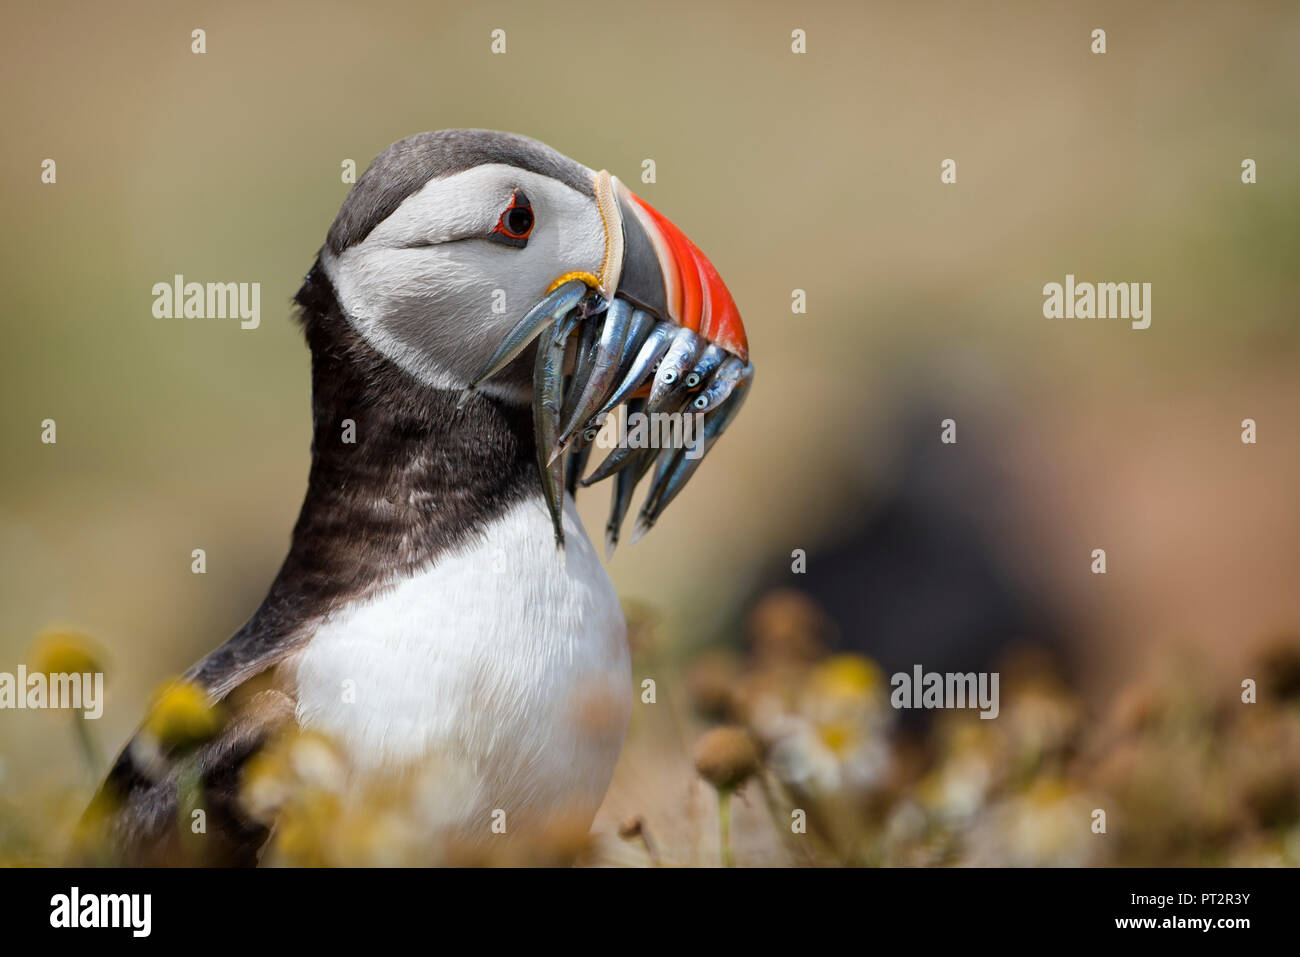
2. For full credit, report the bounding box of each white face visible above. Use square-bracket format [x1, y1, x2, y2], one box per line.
[321, 163, 607, 400]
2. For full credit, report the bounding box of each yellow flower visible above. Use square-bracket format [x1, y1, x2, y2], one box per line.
[1024, 776, 1072, 807]
[241, 728, 348, 826]
[809, 654, 883, 702]
[143, 679, 222, 751]
[817, 720, 856, 757]
[28, 629, 104, 676]
[271, 791, 342, 866]
[240, 744, 293, 824]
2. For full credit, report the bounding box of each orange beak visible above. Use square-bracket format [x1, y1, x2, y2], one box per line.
[610, 179, 749, 363]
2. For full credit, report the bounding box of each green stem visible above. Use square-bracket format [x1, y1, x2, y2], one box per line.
[177, 757, 202, 860]
[757, 775, 815, 864]
[70, 712, 102, 782]
[718, 787, 734, 868]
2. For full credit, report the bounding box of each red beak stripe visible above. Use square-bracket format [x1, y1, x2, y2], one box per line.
[623, 191, 749, 362]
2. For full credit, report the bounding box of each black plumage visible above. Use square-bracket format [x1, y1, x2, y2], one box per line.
[78, 266, 541, 865]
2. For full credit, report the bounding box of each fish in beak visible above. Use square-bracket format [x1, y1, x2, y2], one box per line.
[466, 171, 753, 552]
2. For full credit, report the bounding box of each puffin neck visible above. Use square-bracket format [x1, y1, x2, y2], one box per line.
[283, 269, 539, 607]
[189, 265, 540, 699]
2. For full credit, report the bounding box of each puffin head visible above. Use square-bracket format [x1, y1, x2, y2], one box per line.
[313, 129, 753, 550]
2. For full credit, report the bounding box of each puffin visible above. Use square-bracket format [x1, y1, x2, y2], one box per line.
[81, 130, 752, 865]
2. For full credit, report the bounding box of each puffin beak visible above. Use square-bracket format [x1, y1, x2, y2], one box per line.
[468, 170, 753, 553]
[605, 174, 748, 364]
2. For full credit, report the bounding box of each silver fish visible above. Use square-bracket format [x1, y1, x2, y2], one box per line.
[582, 390, 688, 485]
[552, 297, 635, 463]
[630, 376, 752, 542]
[683, 343, 727, 391]
[647, 326, 704, 406]
[599, 305, 657, 400]
[533, 311, 579, 546]
[604, 461, 638, 559]
[560, 310, 603, 428]
[690, 357, 750, 413]
[467, 278, 587, 391]
[637, 445, 681, 520]
[565, 438, 592, 500]
[593, 318, 676, 419]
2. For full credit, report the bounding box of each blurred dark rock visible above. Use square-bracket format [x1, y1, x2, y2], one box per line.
[738, 401, 1071, 721]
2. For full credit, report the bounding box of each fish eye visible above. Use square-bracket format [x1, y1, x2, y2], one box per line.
[583, 427, 599, 442]
[693, 395, 709, 409]
[685, 372, 701, 388]
[662, 370, 677, 383]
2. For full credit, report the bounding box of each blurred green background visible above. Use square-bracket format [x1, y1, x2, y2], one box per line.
[2, 0, 1298, 831]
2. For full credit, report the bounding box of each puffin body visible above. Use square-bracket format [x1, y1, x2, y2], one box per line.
[83, 130, 751, 864]
[289, 494, 629, 831]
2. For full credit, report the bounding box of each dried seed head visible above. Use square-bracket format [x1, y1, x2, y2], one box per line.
[685, 651, 741, 721]
[694, 725, 761, 792]
[1257, 635, 1300, 701]
[747, 588, 831, 667]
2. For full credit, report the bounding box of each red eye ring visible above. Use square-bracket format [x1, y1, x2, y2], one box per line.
[491, 189, 534, 245]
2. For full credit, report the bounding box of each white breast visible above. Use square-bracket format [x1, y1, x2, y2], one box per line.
[287, 494, 631, 838]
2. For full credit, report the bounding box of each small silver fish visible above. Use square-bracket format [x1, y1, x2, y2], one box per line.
[533, 311, 579, 546]
[594, 319, 676, 419]
[552, 297, 635, 463]
[683, 344, 727, 391]
[630, 377, 752, 541]
[467, 279, 587, 392]
[647, 326, 704, 406]
[690, 357, 749, 413]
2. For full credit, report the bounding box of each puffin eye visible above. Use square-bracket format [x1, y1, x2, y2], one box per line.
[504, 205, 533, 235]
[488, 190, 534, 247]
